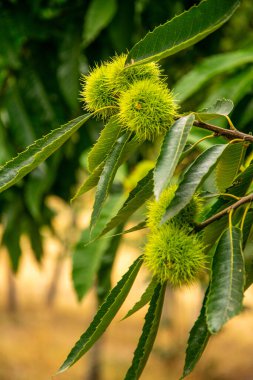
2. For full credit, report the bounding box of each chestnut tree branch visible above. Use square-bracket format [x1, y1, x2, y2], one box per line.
[193, 120, 253, 143]
[196, 193, 253, 231]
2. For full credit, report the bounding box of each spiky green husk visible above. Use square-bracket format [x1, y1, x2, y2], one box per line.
[80, 63, 117, 119]
[118, 79, 178, 141]
[107, 54, 161, 95]
[144, 224, 206, 286]
[146, 187, 202, 231]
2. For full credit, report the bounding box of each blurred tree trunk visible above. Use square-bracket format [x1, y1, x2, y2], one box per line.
[86, 339, 103, 380]
[7, 265, 18, 313]
[45, 251, 65, 308]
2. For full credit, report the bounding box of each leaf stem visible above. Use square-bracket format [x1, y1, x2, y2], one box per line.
[196, 193, 253, 231]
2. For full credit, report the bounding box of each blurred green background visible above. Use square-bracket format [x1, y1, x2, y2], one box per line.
[0, 1, 253, 379]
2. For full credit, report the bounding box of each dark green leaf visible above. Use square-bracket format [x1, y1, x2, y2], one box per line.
[83, 0, 117, 46]
[123, 277, 158, 320]
[2, 220, 22, 273]
[163, 144, 227, 223]
[126, 0, 239, 66]
[58, 256, 143, 373]
[206, 227, 244, 334]
[124, 282, 166, 380]
[154, 114, 194, 199]
[88, 116, 122, 173]
[91, 132, 130, 229]
[181, 288, 210, 379]
[174, 48, 253, 103]
[0, 114, 91, 193]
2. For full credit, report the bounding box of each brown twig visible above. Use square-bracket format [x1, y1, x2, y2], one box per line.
[193, 120, 253, 143]
[196, 193, 253, 231]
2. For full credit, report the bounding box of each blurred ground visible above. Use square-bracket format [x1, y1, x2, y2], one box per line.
[1, 199, 253, 380]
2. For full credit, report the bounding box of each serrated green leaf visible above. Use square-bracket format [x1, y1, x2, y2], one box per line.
[83, 0, 117, 46]
[174, 48, 253, 103]
[71, 161, 104, 201]
[58, 256, 143, 373]
[200, 99, 234, 115]
[195, 98, 234, 123]
[181, 288, 210, 379]
[124, 282, 166, 380]
[99, 170, 153, 237]
[216, 142, 246, 193]
[126, 0, 239, 66]
[122, 221, 147, 235]
[91, 132, 130, 229]
[0, 113, 91, 194]
[163, 144, 227, 223]
[206, 227, 244, 334]
[154, 114, 194, 199]
[123, 277, 158, 320]
[88, 116, 122, 173]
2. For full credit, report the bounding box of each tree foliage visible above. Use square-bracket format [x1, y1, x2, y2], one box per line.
[1, 0, 253, 379]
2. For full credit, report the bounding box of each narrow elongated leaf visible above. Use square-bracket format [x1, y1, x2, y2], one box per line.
[175, 48, 253, 102]
[0, 114, 91, 193]
[123, 277, 158, 320]
[88, 116, 122, 173]
[124, 282, 166, 380]
[83, 0, 117, 46]
[154, 114, 194, 199]
[91, 132, 130, 229]
[58, 256, 143, 373]
[126, 0, 239, 66]
[206, 227, 244, 334]
[181, 288, 210, 379]
[99, 170, 153, 237]
[71, 162, 104, 201]
[163, 144, 227, 223]
[216, 142, 246, 192]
